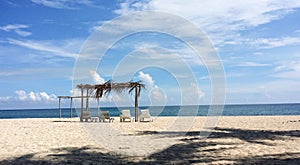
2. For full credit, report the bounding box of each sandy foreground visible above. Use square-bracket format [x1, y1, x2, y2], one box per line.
[0, 116, 299, 164]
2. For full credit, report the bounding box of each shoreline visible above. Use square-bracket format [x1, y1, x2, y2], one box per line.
[0, 116, 299, 164]
[1, 102, 300, 110]
[1, 114, 300, 119]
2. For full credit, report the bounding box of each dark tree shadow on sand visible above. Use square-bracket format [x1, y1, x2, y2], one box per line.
[0, 146, 136, 165]
[144, 141, 300, 164]
[1, 128, 300, 164]
[137, 127, 300, 145]
[140, 128, 300, 164]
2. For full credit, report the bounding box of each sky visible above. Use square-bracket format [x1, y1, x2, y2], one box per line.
[1, 0, 300, 109]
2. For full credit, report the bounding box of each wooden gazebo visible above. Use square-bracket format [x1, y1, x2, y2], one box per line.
[58, 80, 145, 122]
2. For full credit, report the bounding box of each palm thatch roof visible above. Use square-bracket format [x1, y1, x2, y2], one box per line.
[76, 80, 145, 98]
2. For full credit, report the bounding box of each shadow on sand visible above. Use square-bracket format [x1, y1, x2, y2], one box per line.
[1, 128, 300, 164]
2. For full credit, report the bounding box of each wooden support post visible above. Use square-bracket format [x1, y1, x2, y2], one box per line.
[135, 87, 139, 122]
[86, 89, 89, 112]
[70, 97, 73, 118]
[97, 98, 100, 116]
[58, 97, 61, 118]
[81, 88, 84, 115]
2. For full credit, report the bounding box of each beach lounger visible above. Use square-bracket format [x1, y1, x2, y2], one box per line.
[139, 109, 153, 122]
[91, 117, 99, 122]
[120, 110, 132, 122]
[80, 111, 91, 122]
[99, 111, 114, 122]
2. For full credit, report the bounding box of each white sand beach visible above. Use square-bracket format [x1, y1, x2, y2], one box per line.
[0, 116, 300, 164]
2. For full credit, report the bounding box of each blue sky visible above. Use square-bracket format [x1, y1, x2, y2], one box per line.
[1, 0, 300, 109]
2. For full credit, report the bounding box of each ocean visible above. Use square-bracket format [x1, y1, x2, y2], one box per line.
[0, 103, 300, 119]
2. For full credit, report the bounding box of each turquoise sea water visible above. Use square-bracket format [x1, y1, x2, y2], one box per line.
[0, 103, 300, 119]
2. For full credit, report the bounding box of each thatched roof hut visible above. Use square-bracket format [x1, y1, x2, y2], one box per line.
[77, 80, 145, 122]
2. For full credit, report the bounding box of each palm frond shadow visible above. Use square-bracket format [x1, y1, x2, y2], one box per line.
[136, 127, 300, 145]
[1, 127, 300, 164]
[0, 146, 134, 165]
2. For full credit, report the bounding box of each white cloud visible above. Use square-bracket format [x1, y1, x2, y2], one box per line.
[272, 60, 300, 79]
[183, 82, 205, 104]
[32, 0, 70, 9]
[31, 0, 96, 9]
[0, 24, 26, 31]
[138, 71, 155, 88]
[14, 29, 32, 37]
[0, 71, 24, 76]
[178, 82, 205, 105]
[134, 43, 205, 66]
[88, 20, 113, 33]
[14, 90, 56, 102]
[275, 61, 300, 72]
[151, 88, 164, 98]
[90, 70, 105, 84]
[130, 44, 203, 66]
[149, 87, 167, 105]
[193, 83, 205, 98]
[228, 80, 300, 103]
[249, 37, 300, 49]
[28, 91, 41, 101]
[15, 90, 27, 100]
[0, 24, 31, 37]
[7, 38, 78, 58]
[235, 62, 271, 67]
[40, 92, 54, 100]
[70, 88, 80, 96]
[138, 71, 167, 105]
[114, 1, 150, 15]
[0, 90, 58, 108]
[115, 0, 300, 46]
[0, 96, 12, 102]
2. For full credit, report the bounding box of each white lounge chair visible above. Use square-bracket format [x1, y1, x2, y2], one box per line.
[120, 110, 132, 122]
[139, 109, 153, 122]
[99, 111, 114, 122]
[80, 111, 91, 122]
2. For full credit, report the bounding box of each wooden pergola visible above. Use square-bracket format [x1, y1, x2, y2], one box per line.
[58, 80, 145, 122]
[57, 95, 96, 118]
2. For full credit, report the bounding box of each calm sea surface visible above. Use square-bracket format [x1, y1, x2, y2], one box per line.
[0, 103, 300, 119]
